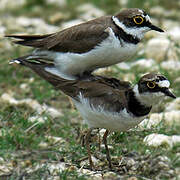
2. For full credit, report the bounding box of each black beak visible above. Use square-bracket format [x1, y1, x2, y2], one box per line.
[163, 88, 176, 99]
[148, 23, 164, 32]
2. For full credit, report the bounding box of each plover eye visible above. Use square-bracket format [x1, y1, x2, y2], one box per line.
[147, 81, 156, 89]
[133, 16, 144, 24]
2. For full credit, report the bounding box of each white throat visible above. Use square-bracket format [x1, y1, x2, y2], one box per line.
[112, 16, 150, 40]
[133, 84, 164, 107]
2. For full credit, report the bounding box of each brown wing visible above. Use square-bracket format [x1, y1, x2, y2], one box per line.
[6, 16, 112, 53]
[12, 57, 129, 113]
[56, 78, 130, 113]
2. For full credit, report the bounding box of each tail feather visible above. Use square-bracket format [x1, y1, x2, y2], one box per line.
[5, 34, 52, 48]
[9, 55, 68, 88]
[5, 34, 51, 40]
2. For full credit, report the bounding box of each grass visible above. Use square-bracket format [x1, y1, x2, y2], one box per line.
[0, 0, 180, 179]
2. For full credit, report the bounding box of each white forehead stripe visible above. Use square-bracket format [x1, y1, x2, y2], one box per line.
[138, 9, 144, 14]
[157, 80, 170, 88]
[145, 15, 151, 23]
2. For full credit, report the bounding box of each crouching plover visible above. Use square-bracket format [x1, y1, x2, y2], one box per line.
[10, 58, 176, 169]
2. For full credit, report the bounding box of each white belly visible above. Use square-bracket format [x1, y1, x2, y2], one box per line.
[73, 98, 145, 132]
[45, 28, 137, 80]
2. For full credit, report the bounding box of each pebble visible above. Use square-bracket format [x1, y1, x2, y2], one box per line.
[165, 97, 180, 111]
[47, 162, 66, 175]
[144, 133, 180, 148]
[1, 93, 62, 118]
[150, 6, 180, 19]
[0, 26, 6, 36]
[80, 156, 99, 167]
[28, 116, 46, 123]
[163, 20, 180, 31]
[139, 110, 180, 129]
[0, 0, 25, 10]
[118, 0, 128, 6]
[168, 26, 180, 42]
[117, 62, 131, 70]
[38, 142, 49, 148]
[77, 3, 105, 20]
[131, 58, 157, 71]
[103, 171, 117, 178]
[46, 0, 67, 7]
[150, 6, 165, 17]
[15, 17, 58, 33]
[49, 12, 69, 24]
[145, 37, 170, 62]
[122, 73, 135, 82]
[61, 19, 84, 29]
[20, 83, 30, 91]
[0, 157, 5, 163]
[161, 60, 180, 71]
[45, 135, 65, 144]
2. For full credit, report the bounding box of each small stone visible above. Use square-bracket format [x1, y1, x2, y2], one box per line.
[103, 171, 117, 178]
[0, 157, 5, 163]
[46, 0, 67, 7]
[118, 0, 128, 6]
[1, 93, 62, 118]
[1, 93, 18, 104]
[165, 98, 180, 111]
[77, 168, 92, 175]
[161, 60, 180, 71]
[0, 26, 6, 36]
[131, 58, 157, 70]
[61, 19, 84, 29]
[49, 12, 69, 24]
[168, 26, 180, 42]
[171, 136, 180, 145]
[29, 77, 35, 83]
[15, 16, 58, 33]
[45, 135, 65, 144]
[47, 162, 66, 175]
[99, 128, 106, 137]
[38, 142, 49, 148]
[0, 0, 25, 10]
[158, 161, 169, 169]
[42, 104, 62, 118]
[77, 3, 105, 20]
[127, 177, 138, 180]
[163, 20, 180, 31]
[139, 110, 180, 129]
[145, 38, 170, 62]
[100, 144, 113, 150]
[67, 165, 78, 171]
[126, 158, 136, 167]
[117, 62, 131, 70]
[144, 133, 180, 148]
[163, 111, 180, 125]
[122, 73, 135, 82]
[80, 156, 99, 167]
[174, 77, 180, 84]
[24, 160, 33, 167]
[28, 116, 46, 123]
[20, 83, 30, 91]
[150, 6, 165, 17]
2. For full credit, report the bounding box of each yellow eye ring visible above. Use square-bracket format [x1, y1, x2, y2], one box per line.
[147, 81, 156, 89]
[133, 16, 144, 24]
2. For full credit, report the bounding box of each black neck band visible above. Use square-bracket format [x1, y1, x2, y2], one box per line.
[126, 91, 152, 117]
[112, 18, 140, 44]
